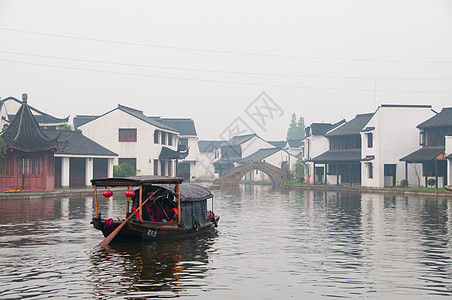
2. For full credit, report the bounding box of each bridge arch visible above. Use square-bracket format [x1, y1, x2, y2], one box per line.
[213, 161, 288, 187]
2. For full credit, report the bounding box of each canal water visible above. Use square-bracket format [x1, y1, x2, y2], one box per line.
[0, 185, 451, 299]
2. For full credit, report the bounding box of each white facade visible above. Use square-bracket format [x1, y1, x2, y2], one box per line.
[177, 134, 199, 181]
[78, 108, 179, 176]
[239, 137, 275, 159]
[360, 105, 435, 188]
[241, 149, 293, 181]
[301, 130, 336, 184]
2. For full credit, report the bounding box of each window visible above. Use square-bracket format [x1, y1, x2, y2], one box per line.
[168, 133, 173, 146]
[33, 159, 43, 174]
[161, 131, 166, 145]
[153, 159, 159, 175]
[18, 158, 32, 175]
[419, 131, 424, 146]
[160, 160, 166, 175]
[367, 133, 373, 148]
[1, 158, 14, 176]
[168, 161, 172, 176]
[154, 130, 159, 144]
[119, 129, 137, 142]
[368, 163, 373, 179]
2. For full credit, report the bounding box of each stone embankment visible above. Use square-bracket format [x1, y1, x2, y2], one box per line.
[282, 184, 452, 197]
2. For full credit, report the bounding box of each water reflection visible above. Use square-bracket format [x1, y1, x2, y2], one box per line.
[0, 188, 451, 298]
[89, 234, 216, 298]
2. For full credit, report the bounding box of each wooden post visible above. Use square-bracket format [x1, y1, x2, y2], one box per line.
[176, 183, 181, 225]
[139, 185, 143, 220]
[126, 186, 130, 218]
[94, 185, 99, 218]
[405, 162, 408, 181]
[435, 158, 438, 188]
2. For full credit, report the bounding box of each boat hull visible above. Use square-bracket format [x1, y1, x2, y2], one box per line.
[92, 216, 219, 242]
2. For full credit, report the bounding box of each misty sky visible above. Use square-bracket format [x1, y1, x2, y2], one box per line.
[1, 0, 451, 140]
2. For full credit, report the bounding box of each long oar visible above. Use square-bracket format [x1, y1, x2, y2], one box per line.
[99, 188, 160, 247]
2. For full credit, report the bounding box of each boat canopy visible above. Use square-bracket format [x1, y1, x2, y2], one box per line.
[91, 175, 184, 187]
[147, 184, 213, 202]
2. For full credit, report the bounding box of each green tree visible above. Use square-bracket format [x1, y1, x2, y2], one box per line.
[293, 160, 305, 183]
[113, 163, 136, 177]
[286, 113, 305, 140]
[60, 124, 73, 131]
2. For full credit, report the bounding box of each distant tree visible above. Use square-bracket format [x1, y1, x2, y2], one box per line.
[427, 178, 436, 188]
[113, 163, 136, 177]
[60, 124, 73, 131]
[286, 113, 305, 140]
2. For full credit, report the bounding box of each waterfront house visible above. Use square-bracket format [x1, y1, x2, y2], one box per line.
[299, 120, 345, 183]
[0, 94, 61, 191]
[75, 104, 200, 181]
[48, 130, 118, 188]
[360, 104, 435, 188]
[401, 107, 452, 188]
[212, 133, 274, 176]
[197, 140, 223, 179]
[309, 113, 374, 185]
[1, 95, 119, 189]
[157, 118, 199, 181]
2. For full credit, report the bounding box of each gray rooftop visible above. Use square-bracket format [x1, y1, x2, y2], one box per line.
[237, 148, 282, 164]
[46, 130, 118, 157]
[417, 107, 452, 129]
[326, 114, 373, 137]
[309, 149, 361, 163]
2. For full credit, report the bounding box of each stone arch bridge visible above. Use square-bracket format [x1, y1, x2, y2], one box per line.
[213, 161, 288, 187]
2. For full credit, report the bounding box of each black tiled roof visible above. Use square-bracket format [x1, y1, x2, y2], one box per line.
[220, 134, 257, 147]
[417, 107, 452, 129]
[268, 140, 286, 149]
[309, 149, 361, 163]
[75, 105, 183, 133]
[237, 148, 282, 164]
[73, 115, 97, 129]
[2, 96, 69, 125]
[287, 140, 302, 148]
[1, 99, 60, 152]
[158, 118, 197, 136]
[198, 140, 223, 153]
[45, 130, 117, 156]
[117, 105, 177, 132]
[326, 114, 373, 137]
[400, 146, 445, 162]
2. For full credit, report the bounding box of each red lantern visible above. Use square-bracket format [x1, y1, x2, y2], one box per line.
[102, 189, 113, 201]
[124, 189, 135, 202]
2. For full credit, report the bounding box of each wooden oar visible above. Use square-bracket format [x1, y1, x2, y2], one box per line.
[99, 188, 160, 247]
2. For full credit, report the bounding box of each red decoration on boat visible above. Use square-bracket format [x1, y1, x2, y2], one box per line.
[124, 189, 135, 201]
[102, 189, 113, 201]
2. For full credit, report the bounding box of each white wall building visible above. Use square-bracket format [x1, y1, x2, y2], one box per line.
[361, 104, 436, 188]
[77, 105, 181, 177]
[300, 121, 345, 183]
[197, 141, 223, 180]
[212, 134, 275, 176]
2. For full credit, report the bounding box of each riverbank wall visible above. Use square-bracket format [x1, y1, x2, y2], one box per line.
[2, 184, 451, 200]
[282, 184, 452, 198]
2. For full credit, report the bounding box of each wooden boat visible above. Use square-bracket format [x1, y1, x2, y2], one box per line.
[91, 175, 219, 242]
